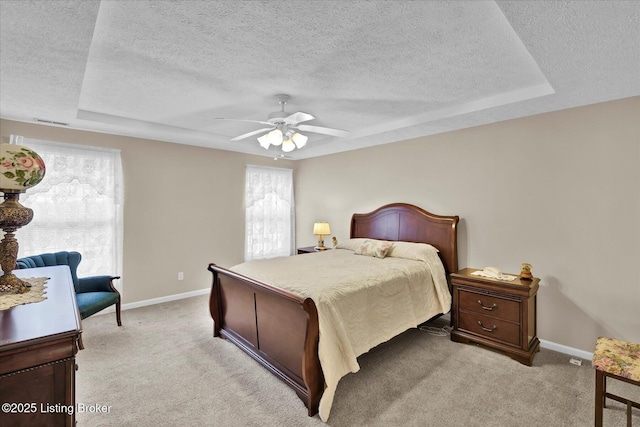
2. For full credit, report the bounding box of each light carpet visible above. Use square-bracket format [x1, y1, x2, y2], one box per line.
[76, 295, 639, 426]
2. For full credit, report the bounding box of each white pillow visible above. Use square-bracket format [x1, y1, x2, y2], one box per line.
[355, 239, 394, 259]
[387, 241, 439, 262]
[337, 239, 439, 262]
[335, 238, 368, 251]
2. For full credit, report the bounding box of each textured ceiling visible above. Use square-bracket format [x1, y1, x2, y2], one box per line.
[1, 1, 638, 159]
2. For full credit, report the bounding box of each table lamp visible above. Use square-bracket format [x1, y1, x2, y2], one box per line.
[313, 222, 331, 250]
[0, 136, 46, 294]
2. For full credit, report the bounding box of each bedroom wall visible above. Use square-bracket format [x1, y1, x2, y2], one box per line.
[294, 96, 640, 353]
[0, 119, 293, 304]
[2, 97, 637, 354]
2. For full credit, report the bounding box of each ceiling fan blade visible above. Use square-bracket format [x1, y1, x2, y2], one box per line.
[284, 111, 315, 125]
[297, 124, 350, 138]
[213, 118, 273, 126]
[230, 127, 274, 141]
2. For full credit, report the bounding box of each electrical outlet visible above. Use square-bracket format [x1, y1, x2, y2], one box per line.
[178, 272, 184, 281]
[569, 357, 582, 366]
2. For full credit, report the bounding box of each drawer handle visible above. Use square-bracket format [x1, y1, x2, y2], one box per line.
[477, 300, 498, 311]
[477, 321, 497, 332]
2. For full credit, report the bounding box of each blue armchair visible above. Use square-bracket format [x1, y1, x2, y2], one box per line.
[16, 251, 122, 327]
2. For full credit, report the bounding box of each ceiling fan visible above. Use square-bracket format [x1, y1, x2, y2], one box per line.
[214, 94, 350, 152]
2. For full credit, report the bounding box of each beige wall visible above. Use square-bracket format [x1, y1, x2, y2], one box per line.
[295, 97, 640, 353]
[2, 96, 638, 353]
[0, 119, 294, 303]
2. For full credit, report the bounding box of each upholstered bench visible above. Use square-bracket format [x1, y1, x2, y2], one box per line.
[592, 337, 640, 426]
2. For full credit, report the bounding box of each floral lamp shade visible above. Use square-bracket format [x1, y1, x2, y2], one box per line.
[0, 142, 46, 192]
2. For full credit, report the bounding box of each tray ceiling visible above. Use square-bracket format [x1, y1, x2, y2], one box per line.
[1, 1, 638, 159]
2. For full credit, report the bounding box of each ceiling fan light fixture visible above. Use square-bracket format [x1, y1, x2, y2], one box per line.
[218, 94, 348, 153]
[267, 129, 283, 146]
[282, 139, 296, 153]
[257, 134, 271, 149]
[292, 132, 308, 149]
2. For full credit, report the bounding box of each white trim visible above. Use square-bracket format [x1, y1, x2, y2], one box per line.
[246, 164, 293, 173]
[23, 136, 122, 154]
[121, 288, 210, 311]
[89, 288, 210, 317]
[540, 339, 593, 361]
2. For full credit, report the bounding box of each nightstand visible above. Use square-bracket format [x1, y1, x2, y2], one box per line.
[450, 268, 540, 366]
[297, 246, 325, 254]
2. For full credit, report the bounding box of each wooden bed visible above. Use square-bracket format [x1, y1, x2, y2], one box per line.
[208, 203, 459, 417]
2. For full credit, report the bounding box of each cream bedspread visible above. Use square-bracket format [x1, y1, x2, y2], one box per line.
[230, 241, 451, 421]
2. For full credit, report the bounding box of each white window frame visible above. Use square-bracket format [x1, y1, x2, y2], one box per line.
[16, 137, 124, 290]
[244, 165, 295, 261]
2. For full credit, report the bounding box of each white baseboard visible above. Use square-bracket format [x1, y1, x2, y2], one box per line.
[89, 288, 210, 317]
[96, 291, 595, 361]
[121, 288, 210, 311]
[540, 339, 593, 361]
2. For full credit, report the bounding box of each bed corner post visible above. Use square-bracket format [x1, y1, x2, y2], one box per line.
[302, 297, 323, 416]
[449, 215, 459, 275]
[208, 263, 222, 337]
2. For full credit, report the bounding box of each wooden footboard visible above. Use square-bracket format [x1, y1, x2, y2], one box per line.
[208, 263, 324, 416]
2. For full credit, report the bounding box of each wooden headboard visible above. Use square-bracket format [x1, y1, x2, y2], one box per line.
[350, 203, 459, 275]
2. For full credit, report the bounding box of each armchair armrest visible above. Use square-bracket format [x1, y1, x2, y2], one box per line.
[77, 275, 120, 294]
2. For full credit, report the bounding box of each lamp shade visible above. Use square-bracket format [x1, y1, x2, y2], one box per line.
[267, 129, 283, 146]
[282, 139, 296, 153]
[0, 142, 46, 193]
[313, 222, 331, 235]
[292, 132, 308, 149]
[257, 134, 271, 149]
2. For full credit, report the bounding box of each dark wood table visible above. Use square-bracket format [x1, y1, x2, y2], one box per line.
[450, 267, 540, 366]
[297, 246, 330, 254]
[0, 265, 82, 427]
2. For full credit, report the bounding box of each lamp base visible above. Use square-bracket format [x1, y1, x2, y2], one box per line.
[0, 192, 33, 294]
[315, 234, 327, 251]
[0, 273, 30, 294]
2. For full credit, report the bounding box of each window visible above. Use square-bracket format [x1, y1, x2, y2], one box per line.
[244, 165, 294, 261]
[17, 138, 124, 285]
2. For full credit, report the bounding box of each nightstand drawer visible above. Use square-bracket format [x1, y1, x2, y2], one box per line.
[458, 289, 520, 323]
[458, 311, 520, 347]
